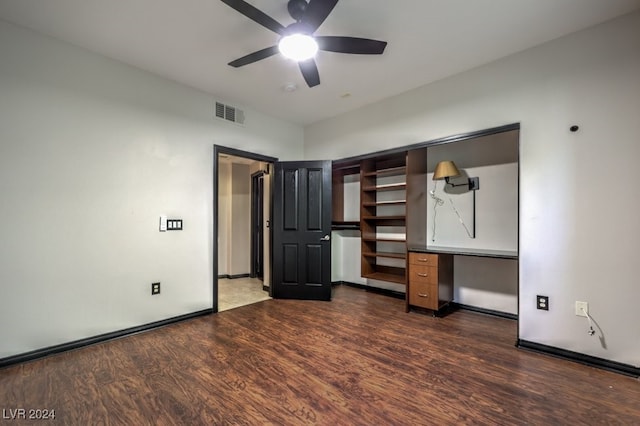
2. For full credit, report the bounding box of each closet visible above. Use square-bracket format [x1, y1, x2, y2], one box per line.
[331, 124, 519, 316]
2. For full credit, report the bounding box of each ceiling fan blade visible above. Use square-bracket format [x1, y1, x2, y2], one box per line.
[316, 36, 387, 54]
[228, 45, 279, 67]
[302, 0, 339, 33]
[299, 59, 320, 87]
[220, 0, 285, 35]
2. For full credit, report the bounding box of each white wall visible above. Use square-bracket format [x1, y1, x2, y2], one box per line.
[230, 163, 251, 276]
[331, 230, 366, 285]
[331, 174, 362, 284]
[454, 257, 518, 314]
[218, 161, 231, 276]
[0, 20, 303, 359]
[343, 174, 360, 223]
[306, 12, 640, 367]
[426, 164, 518, 251]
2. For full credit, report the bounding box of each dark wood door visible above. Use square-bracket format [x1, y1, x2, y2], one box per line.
[272, 161, 332, 300]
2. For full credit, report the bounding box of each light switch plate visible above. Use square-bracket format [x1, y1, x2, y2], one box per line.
[159, 215, 167, 232]
[167, 218, 183, 230]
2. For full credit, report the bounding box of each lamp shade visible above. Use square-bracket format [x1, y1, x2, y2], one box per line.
[433, 161, 461, 180]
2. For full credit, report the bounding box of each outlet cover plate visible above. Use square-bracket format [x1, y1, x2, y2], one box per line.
[537, 295, 549, 310]
[575, 301, 588, 317]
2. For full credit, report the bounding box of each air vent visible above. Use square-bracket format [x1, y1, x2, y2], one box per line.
[225, 105, 235, 122]
[215, 102, 225, 119]
[215, 101, 245, 125]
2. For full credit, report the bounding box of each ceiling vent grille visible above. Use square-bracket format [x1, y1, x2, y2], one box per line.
[215, 101, 245, 125]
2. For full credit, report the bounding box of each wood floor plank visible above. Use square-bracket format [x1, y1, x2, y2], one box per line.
[1, 285, 639, 425]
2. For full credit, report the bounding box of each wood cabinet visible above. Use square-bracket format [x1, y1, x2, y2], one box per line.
[360, 153, 407, 285]
[407, 252, 453, 312]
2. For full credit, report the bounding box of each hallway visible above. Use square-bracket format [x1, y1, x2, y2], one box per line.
[218, 277, 271, 311]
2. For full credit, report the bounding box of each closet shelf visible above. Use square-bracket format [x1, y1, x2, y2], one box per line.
[362, 237, 407, 243]
[362, 166, 406, 177]
[362, 183, 406, 192]
[362, 215, 406, 221]
[362, 251, 407, 260]
[332, 221, 360, 230]
[362, 200, 406, 206]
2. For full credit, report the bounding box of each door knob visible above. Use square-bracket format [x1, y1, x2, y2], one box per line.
[320, 234, 331, 241]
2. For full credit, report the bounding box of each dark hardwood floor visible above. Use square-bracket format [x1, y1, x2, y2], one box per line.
[1, 285, 639, 425]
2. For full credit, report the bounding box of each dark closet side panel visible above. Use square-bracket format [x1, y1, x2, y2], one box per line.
[406, 147, 429, 249]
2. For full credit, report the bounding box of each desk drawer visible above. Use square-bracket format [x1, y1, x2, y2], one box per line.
[409, 265, 437, 285]
[409, 252, 438, 266]
[409, 282, 439, 310]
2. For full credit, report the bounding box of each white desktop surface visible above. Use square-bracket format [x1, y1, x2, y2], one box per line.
[410, 245, 518, 259]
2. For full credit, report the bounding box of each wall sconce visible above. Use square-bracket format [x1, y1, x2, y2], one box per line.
[432, 160, 479, 190]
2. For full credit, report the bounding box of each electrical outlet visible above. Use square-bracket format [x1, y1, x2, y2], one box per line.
[151, 282, 160, 295]
[537, 295, 549, 310]
[575, 301, 588, 317]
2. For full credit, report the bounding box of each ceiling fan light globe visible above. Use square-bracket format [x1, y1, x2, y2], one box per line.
[278, 34, 318, 61]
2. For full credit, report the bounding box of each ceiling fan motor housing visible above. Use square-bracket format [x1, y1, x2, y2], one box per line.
[283, 21, 313, 37]
[287, 0, 308, 21]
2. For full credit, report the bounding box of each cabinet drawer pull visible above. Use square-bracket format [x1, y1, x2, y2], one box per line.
[417, 258, 430, 262]
[418, 293, 429, 298]
[417, 273, 428, 277]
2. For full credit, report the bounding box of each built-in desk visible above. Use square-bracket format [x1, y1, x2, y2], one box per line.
[406, 246, 518, 314]
[410, 246, 518, 260]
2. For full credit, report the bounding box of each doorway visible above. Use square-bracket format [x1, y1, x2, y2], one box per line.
[213, 146, 276, 312]
[251, 171, 266, 281]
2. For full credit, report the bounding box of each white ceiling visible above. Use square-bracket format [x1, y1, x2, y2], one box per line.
[1, 0, 639, 125]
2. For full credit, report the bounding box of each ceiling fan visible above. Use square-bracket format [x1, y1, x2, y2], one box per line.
[221, 0, 388, 88]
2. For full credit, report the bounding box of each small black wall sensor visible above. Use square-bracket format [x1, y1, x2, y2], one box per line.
[570, 125, 579, 132]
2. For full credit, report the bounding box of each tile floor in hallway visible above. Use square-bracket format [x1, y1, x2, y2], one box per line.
[218, 277, 271, 311]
